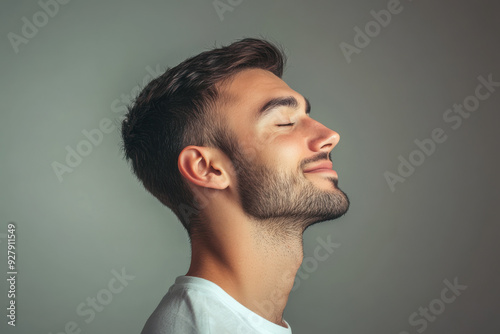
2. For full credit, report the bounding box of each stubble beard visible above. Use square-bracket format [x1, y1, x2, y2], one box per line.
[231, 148, 350, 236]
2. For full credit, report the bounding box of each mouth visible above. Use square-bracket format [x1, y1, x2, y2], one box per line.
[303, 161, 333, 173]
[305, 168, 338, 177]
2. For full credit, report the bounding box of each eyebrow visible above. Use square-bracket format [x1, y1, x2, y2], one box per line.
[257, 95, 311, 119]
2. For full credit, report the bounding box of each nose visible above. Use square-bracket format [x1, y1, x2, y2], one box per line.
[308, 119, 340, 153]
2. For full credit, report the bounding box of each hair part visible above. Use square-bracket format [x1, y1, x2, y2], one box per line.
[120, 37, 287, 236]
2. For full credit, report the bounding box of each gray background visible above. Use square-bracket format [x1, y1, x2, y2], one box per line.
[1, 0, 499, 333]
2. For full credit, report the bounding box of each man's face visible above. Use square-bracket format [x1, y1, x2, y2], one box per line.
[218, 68, 350, 233]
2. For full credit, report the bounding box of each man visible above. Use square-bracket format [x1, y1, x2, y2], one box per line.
[121, 37, 350, 333]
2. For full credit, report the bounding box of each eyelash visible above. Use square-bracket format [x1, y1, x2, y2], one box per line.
[276, 111, 310, 127]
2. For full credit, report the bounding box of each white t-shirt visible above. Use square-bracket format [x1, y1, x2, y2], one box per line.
[141, 275, 292, 334]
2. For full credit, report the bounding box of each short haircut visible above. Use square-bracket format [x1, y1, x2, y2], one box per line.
[121, 37, 287, 236]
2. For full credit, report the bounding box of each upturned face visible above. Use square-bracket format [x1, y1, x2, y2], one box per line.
[217, 68, 350, 232]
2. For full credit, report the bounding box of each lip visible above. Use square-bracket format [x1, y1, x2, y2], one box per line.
[303, 161, 334, 173]
[306, 169, 337, 174]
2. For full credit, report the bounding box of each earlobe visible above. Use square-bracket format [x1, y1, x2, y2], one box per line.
[178, 146, 229, 190]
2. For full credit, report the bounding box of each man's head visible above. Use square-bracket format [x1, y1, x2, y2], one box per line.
[121, 38, 349, 237]
[203, 68, 350, 238]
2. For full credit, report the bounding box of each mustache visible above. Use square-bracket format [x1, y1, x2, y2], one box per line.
[300, 151, 332, 169]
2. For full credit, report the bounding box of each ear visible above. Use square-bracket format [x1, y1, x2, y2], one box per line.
[178, 146, 231, 190]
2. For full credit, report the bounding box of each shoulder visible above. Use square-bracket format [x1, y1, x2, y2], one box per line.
[140, 285, 213, 334]
[140, 276, 293, 334]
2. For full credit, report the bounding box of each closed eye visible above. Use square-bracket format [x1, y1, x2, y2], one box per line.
[277, 123, 295, 127]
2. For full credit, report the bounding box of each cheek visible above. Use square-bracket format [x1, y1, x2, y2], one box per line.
[265, 135, 304, 170]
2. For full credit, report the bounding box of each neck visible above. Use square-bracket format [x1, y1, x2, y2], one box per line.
[185, 214, 304, 327]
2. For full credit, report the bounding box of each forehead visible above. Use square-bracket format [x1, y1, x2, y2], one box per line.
[218, 68, 300, 117]
[223, 68, 290, 95]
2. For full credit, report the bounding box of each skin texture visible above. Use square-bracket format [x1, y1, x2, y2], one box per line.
[178, 68, 350, 328]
